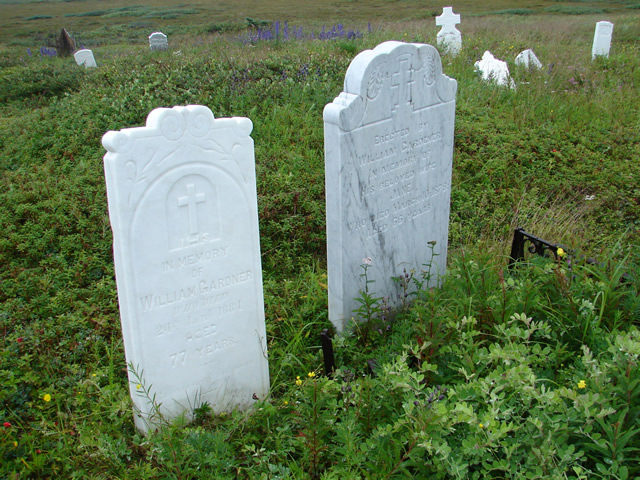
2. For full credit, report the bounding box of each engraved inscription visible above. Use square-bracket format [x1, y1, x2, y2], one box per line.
[139, 270, 253, 312]
[347, 116, 450, 238]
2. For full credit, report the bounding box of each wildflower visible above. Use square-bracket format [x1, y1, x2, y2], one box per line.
[136, 384, 142, 390]
[3, 422, 11, 428]
[284, 400, 289, 405]
[479, 423, 484, 428]
[92, 373, 96, 377]
[295, 376, 302, 386]
[17, 337, 23, 343]
[556, 247, 566, 258]
[43, 394, 52, 402]
[307, 371, 316, 378]
[577, 380, 586, 389]
[362, 257, 372, 265]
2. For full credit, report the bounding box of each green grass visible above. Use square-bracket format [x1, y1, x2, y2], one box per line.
[0, 9, 639, 480]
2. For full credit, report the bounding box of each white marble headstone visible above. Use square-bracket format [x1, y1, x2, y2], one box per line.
[149, 31, 169, 51]
[74, 49, 97, 68]
[435, 7, 462, 56]
[323, 41, 457, 332]
[592, 21, 613, 60]
[475, 51, 515, 89]
[515, 49, 542, 70]
[102, 105, 269, 432]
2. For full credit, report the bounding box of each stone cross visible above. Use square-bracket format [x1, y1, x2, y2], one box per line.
[435, 7, 462, 56]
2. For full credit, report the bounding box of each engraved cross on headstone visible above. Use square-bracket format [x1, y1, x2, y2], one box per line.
[177, 183, 206, 235]
[391, 54, 414, 111]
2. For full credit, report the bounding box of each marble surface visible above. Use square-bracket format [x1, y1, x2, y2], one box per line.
[324, 41, 457, 331]
[103, 105, 269, 432]
[592, 21, 613, 59]
[475, 51, 515, 88]
[515, 49, 542, 70]
[74, 49, 97, 68]
[149, 32, 168, 51]
[435, 7, 462, 56]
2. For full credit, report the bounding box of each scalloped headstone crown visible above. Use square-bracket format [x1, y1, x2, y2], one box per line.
[323, 42, 457, 331]
[102, 105, 269, 433]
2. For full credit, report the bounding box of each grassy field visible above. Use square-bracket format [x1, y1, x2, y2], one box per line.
[1, 1, 639, 478]
[1, 0, 639, 45]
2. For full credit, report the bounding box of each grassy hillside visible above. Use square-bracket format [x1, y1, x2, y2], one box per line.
[0, 9, 639, 479]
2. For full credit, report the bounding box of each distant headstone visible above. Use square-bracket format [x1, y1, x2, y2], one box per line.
[149, 32, 169, 51]
[474, 51, 515, 88]
[55, 28, 75, 57]
[592, 21, 613, 59]
[102, 105, 269, 433]
[74, 49, 97, 68]
[435, 7, 462, 56]
[515, 49, 542, 70]
[323, 41, 457, 332]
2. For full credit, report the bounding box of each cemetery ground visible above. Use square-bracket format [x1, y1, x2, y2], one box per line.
[1, 7, 639, 479]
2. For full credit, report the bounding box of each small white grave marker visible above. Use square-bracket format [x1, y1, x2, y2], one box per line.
[475, 51, 515, 89]
[74, 49, 97, 68]
[592, 21, 613, 59]
[149, 31, 169, 51]
[102, 105, 269, 433]
[515, 49, 542, 70]
[435, 7, 462, 56]
[324, 42, 457, 331]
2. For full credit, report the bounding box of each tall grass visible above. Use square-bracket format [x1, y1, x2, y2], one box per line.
[0, 11, 638, 479]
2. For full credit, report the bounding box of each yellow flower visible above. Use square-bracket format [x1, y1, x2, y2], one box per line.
[136, 384, 142, 390]
[92, 373, 97, 377]
[284, 400, 289, 405]
[308, 371, 316, 378]
[295, 376, 302, 386]
[479, 423, 484, 429]
[577, 380, 586, 389]
[557, 247, 566, 258]
[43, 394, 52, 402]
[13, 441, 18, 447]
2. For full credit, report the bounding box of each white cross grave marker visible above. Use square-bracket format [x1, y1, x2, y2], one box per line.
[435, 7, 462, 56]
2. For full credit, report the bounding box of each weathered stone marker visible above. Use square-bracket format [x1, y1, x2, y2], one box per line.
[55, 28, 75, 57]
[515, 49, 542, 70]
[102, 105, 269, 432]
[435, 7, 462, 56]
[323, 41, 457, 332]
[149, 31, 169, 51]
[74, 49, 97, 68]
[592, 21, 613, 60]
[475, 51, 515, 88]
